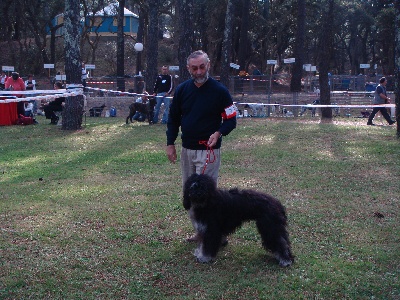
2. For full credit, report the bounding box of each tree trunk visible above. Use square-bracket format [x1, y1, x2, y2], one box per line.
[50, 27, 57, 64]
[63, 0, 84, 130]
[117, 0, 125, 92]
[237, 0, 250, 72]
[395, 0, 400, 137]
[318, 0, 334, 121]
[136, 6, 144, 76]
[145, 0, 159, 92]
[290, 0, 306, 92]
[220, 0, 236, 89]
[177, 0, 193, 84]
[62, 95, 85, 129]
[64, 0, 81, 84]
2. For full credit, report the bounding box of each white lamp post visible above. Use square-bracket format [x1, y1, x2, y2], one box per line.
[134, 43, 144, 93]
[134, 43, 143, 76]
[134, 42, 143, 52]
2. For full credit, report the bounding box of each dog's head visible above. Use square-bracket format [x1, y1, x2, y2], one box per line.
[183, 173, 217, 209]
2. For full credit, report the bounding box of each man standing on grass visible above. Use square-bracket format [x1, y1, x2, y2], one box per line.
[367, 77, 396, 126]
[166, 50, 237, 242]
[152, 66, 174, 124]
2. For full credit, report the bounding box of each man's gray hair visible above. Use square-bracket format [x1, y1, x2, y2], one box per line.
[187, 50, 210, 65]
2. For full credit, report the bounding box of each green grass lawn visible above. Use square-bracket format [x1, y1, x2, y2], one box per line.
[1, 116, 399, 299]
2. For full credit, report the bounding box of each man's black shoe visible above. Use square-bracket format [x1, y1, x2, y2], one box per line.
[367, 122, 375, 126]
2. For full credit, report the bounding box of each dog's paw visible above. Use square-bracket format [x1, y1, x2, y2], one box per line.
[278, 259, 293, 267]
[220, 237, 228, 247]
[194, 248, 213, 263]
[194, 248, 201, 257]
[274, 252, 293, 267]
[196, 255, 213, 263]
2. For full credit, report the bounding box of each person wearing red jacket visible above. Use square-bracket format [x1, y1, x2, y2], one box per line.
[5, 72, 25, 96]
[5, 72, 26, 115]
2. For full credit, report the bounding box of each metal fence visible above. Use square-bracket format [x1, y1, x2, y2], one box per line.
[228, 74, 395, 96]
[84, 74, 395, 97]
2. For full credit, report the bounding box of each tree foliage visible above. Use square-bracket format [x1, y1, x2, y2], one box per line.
[0, 0, 397, 87]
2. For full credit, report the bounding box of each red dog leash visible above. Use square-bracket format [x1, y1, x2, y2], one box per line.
[198, 140, 216, 174]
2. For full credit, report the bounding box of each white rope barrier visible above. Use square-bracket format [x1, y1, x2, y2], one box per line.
[0, 88, 84, 103]
[236, 102, 279, 106]
[0, 89, 70, 95]
[3, 85, 391, 109]
[70, 87, 397, 108]
[84, 86, 174, 99]
[235, 102, 395, 108]
[280, 104, 395, 108]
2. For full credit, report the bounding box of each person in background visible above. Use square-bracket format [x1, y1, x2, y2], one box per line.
[152, 66, 173, 124]
[81, 62, 87, 88]
[25, 74, 36, 92]
[132, 91, 149, 122]
[23, 101, 34, 118]
[44, 82, 65, 124]
[5, 72, 25, 95]
[251, 65, 262, 76]
[314, 86, 320, 97]
[367, 77, 396, 126]
[51, 71, 60, 86]
[5, 72, 26, 115]
[25, 74, 37, 114]
[166, 50, 237, 242]
[0, 71, 8, 90]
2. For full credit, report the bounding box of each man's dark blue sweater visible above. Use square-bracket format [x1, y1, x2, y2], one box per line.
[167, 77, 236, 150]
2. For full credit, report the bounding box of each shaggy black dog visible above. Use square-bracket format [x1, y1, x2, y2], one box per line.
[126, 99, 156, 125]
[183, 173, 294, 267]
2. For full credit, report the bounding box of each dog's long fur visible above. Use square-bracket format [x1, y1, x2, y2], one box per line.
[183, 173, 294, 266]
[126, 99, 155, 124]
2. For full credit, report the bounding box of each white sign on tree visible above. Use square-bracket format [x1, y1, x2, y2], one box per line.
[284, 58, 295, 64]
[2, 66, 14, 71]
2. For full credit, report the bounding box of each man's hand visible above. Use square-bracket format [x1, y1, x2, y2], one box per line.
[166, 145, 177, 163]
[207, 131, 221, 147]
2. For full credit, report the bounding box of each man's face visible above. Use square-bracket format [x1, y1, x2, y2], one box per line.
[161, 67, 168, 75]
[187, 56, 210, 84]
